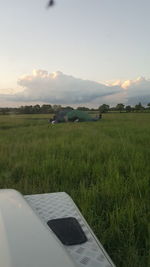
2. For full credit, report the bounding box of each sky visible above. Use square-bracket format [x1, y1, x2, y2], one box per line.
[0, 0, 150, 107]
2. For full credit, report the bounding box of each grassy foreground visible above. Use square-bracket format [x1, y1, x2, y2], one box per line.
[0, 113, 149, 266]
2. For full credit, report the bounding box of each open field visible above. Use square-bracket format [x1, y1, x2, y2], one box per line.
[0, 113, 149, 266]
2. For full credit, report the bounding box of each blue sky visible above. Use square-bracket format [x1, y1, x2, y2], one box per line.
[0, 0, 150, 106]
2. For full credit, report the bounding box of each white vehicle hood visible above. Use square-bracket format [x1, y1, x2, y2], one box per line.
[0, 189, 76, 267]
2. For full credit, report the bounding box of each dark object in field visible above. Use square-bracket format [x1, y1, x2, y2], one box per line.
[50, 109, 101, 123]
[47, 0, 55, 7]
[47, 217, 87, 245]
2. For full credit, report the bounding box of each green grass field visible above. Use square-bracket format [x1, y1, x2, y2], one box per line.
[0, 113, 149, 266]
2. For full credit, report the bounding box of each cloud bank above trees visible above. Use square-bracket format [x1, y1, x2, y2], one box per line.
[0, 70, 150, 106]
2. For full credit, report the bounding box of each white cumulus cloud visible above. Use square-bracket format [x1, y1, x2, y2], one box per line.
[0, 70, 150, 106]
[107, 76, 150, 105]
[10, 70, 120, 104]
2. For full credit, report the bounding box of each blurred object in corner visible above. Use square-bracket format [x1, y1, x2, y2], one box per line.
[47, 0, 55, 8]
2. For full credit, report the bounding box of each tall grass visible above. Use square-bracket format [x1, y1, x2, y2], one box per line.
[0, 113, 149, 266]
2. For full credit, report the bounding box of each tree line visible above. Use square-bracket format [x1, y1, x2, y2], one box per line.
[0, 102, 150, 115]
[98, 102, 150, 113]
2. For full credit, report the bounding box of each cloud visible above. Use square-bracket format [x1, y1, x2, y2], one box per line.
[0, 70, 121, 105]
[0, 70, 150, 106]
[108, 76, 150, 105]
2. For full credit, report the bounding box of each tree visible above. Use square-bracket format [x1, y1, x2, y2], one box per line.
[90, 108, 98, 111]
[134, 102, 144, 111]
[147, 103, 150, 109]
[53, 105, 62, 113]
[0, 108, 9, 115]
[19, 105, 34, 114]
[109, 106, 116, 111]
[77, 106, 89, 111]
[41, 104, 53, 113]
[125, 105, 132, 112]
[115, 103, 124, 112]
[33, 104, 41, 113]
[62, 106, 74, 111]
[98, 104, 109, 113]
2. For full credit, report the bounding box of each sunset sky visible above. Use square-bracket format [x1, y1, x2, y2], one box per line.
[0, 0, 150, 107]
